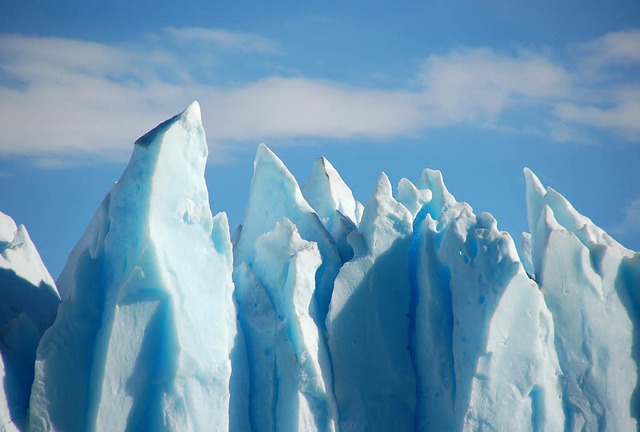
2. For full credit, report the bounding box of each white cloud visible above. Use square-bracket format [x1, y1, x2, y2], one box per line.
[162, 27, 279, 54]
[612, 197, 640, 235]
[552, 28, 640, 140]
[580, 29, 640, 68]
[418, 48, 571, 125]
[203, 78, 424, 141]
[0, 28, 638, 165]
[555, 95, 640, 140]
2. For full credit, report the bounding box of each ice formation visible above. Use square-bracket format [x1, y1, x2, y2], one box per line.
[408, 170, 563, 431]
[524, 168, 639, 431]
[28, 102, 237, 431]
[327, 173, 416, 432]
[1, 103, 638, 431]
[0, 212, 60, 431]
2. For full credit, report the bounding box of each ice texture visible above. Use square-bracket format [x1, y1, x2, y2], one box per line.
[302, 157, 364, 261]
[235, 219, 337, 431]
[407, 171, 563, 431]
[524, 167, 639, 431]
[327, 173, 416, 432]
[233, 146, 339, 431]
[234, 144, 342, 325]
[0, 211, 59, 432]
[2, 104, 638, 431]
[28, 102, 237, 432]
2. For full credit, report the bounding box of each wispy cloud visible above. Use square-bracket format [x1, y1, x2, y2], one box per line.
[161, 27, 280, 54]
[554, 93, 640, 141]
[418, 48, 571, 125]
[579, 29, 640, 68]
[0, 27, 638, 165]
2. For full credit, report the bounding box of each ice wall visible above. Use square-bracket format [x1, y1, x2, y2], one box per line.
[302, 157, 364, 262]
[0, 212, 59, 431]
[326, 173, 416, 432]
[232, 145, 339, 431]
[407, 170, 563, 431]
[28, 102, 237, 432]
[1, 104, 638, 432]
[525, 168, 639, 431]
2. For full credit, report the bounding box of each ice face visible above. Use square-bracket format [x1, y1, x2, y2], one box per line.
[0, 212, 59, 432]
[408, 172, 563, 431]
[302, 157, 364, 262]
[234, 144, 342, 326]
[524, 167, 639, 431]
[28, 102, 237, 432]
[233, 146, 341, 431]
[235, 219, 338, 431]
[327, 173, 416, 432]
[3, 104, 639, 432]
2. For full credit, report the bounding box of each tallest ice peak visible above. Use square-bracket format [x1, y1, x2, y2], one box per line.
[134, 101, 203, 148]
[29, 103, 235, 432]
[183, 100, 202, 122]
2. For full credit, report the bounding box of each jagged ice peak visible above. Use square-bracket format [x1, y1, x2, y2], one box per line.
[0, 103, 637, 432]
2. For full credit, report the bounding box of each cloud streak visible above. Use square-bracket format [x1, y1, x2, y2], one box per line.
[161, 27, 280, 54]
[0, 28, 638, 164]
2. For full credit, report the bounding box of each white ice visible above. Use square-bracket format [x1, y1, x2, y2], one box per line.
[524, 167, 639, 431]
[0, 211, 59, 431]
[29, 102, 237, 432]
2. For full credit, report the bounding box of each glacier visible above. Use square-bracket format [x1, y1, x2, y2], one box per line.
[0, 102, 638, 431]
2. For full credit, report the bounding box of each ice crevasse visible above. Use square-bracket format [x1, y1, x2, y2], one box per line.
[0, 102, 638, 431]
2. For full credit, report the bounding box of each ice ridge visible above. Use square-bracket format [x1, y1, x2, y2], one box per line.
[0, 104, 638, 431]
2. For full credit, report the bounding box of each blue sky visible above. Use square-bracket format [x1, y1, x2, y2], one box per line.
[1, 0, 639, 278]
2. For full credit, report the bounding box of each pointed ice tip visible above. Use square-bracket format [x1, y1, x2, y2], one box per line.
[255, 143, 279, 164]
[135, 102, 202, 148]
[254, 143, 289, 173]
[182, 100, 202, 122]
[375, 172, 393, 196]
[523, 167, 546, 197]
[315, 156, 338, 176]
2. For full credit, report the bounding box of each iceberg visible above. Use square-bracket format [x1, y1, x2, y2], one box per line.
[1, 103, 638, 431]
[235, 219, 337, 431]
[0, 212, 59, 431]
[233, 144, 342, 325]
[302, 157, 364, 262]
[28, 102, 237, 432]
[232, 146, 339, 431]
[524, 168, 639, 430]
[327, 173, 416, 432]
[407, 170, 563, 431]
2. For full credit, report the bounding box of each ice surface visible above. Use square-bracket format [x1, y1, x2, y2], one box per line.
[235, 219, 337, 431]
[3, 104, 639, 432]
[524, 167, 639, 431]
[302, 157, 364, 261]
[0, 213, 57, 294]
[408, 172, 563, 431]
[29, 102, 237, 432]
[0, 212, 59, 432]
[233, 146, 341, 431]
[327, 173, 416, 432]
[234, 144, 342, 325]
